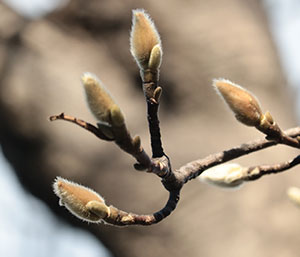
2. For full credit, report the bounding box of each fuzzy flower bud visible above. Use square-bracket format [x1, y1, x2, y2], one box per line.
[53, 177, 110, 222]
[287, 187, 300, 207]
[81, 72, 116, 124]
[213, 79, 263, 126]
[199, 163, 247, 188]
[130, 9, 162, 70]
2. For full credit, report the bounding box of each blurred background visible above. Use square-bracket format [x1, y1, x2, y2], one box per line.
[0, 0, 300, 256]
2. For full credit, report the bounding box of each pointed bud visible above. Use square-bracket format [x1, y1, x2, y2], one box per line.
[199, 163, 246, 188]
[110, 105, 125, 127]
[53, 177, 106, 222]
[148, 44, 162, 70]
[264, 111, 274, 124]
[81, 72, 116, 124]
[213, 79, 263, 126]
[287, 187, 300, 207]
[130, 9, 162, 70]
[153, 86, 162, 103]
[132, 135, 141, 150]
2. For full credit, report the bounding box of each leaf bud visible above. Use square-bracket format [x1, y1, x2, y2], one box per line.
[153, 86, 162, 103]
[110, 105, 125, 127]
[86, 200, 110, 219]
[148, 44, 162, 70]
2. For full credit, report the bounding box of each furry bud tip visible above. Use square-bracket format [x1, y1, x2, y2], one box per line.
[213, 79, 263, 127]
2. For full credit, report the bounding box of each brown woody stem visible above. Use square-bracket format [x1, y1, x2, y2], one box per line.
[102, 189, 180, 226]
[257, 122, 300, 148]
[49, 113, 172, 178]
[142, 69, 165, 158]
[171, 127, 300, 186]
[49, 113, 152, 168]
[49, 113, 113, 141]
[244, 155, 300, 181]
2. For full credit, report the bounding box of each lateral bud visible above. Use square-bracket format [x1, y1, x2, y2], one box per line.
[213, 79, 263, 127]
[86, 200, 110, 219]
[132, 135, 141, 150]
[148, 44, 162, 70]
[153, 86, 162, 103]
[110, 105, 125, 127]
[199, 163, 247, 188]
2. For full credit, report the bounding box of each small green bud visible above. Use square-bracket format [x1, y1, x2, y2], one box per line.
[148, 44, 162, 70]
[86, 200, 110, 219]
[110, 105, 125, 127]
[213, 79, 263, 127]
[81, 72, 115, 123]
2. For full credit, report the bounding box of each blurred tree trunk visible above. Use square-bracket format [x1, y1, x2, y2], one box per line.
[1, 1, 299, 257]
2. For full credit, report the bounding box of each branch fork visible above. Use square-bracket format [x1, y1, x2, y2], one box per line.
[50, 9, 300, 226]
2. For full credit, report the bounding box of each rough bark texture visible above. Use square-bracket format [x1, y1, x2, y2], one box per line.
[1, 1, 300, 257]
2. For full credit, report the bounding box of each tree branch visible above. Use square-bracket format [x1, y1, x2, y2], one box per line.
[146, 99, 164, 158]
[173, 127, 300, 185]
[49, 113, 153, 169]
[244, 155, 300, 181]
[49, 113, 172, 177]
[49, 113, 113, 141]
[102, 189, 180, 226]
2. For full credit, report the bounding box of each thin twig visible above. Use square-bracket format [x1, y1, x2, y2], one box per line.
[258, 122, 300, 149]
[142, 69, 165, 158]
[245, 155, 300, 181]
[103, 189, 180, 226]
[49, 113, 112, 141]
[173, 127, 300, 185]
[147, 99, 164, 158]
[50, 113, 153, 168]
[49, 113, 172, 177]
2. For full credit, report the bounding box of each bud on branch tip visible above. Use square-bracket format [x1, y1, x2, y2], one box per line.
[130, 9, 162, 70]
[53, 177, 109, 222]
[213, 79, 263, 127]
